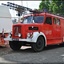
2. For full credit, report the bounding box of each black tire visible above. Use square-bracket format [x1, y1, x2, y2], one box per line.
[9, 41, 21, 51]
[31, 37, 45, 52]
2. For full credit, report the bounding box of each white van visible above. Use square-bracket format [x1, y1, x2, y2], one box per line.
[0, 5, 12, 46]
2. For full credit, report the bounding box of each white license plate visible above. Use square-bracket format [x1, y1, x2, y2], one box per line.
[12, 38, 19, 41]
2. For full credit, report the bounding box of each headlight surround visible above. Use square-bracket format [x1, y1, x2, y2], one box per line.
[27, 33, 33, 38]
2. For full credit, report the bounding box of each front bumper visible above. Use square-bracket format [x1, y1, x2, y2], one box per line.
[4, 37, 35, 43]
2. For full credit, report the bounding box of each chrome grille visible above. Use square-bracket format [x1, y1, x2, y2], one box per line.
[13, 26, 21, 36]
[15, 27, 19, 36]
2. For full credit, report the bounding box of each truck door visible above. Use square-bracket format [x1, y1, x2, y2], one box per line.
[44, 17, 53, 38]
[44, 16, 53, 44]
[53, 17, 62, 43]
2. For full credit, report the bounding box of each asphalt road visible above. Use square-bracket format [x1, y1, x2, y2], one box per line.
[0, 44, 64, 63]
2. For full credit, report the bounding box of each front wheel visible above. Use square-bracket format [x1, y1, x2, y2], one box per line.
[9, 41, 21, 51]
[31, 37, 45, 52]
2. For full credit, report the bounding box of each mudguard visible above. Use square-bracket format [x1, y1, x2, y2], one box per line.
[31, 32, 47, 46]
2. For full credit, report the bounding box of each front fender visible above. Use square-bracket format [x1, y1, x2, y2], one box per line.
[32, 32, 47, 46]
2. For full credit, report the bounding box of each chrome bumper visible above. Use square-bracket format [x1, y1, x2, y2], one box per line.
[4, 37, 35, 43]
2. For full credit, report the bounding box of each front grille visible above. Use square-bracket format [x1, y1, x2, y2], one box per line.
[15, 27, 19, 36]
[13, 26, 21, 37]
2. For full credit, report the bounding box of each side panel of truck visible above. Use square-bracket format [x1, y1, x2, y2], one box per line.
[43, 15, 63, 45]
[61, 19, 64, 42]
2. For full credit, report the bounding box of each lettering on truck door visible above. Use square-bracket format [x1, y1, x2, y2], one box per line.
[44, 16, 53, 45]
[53, 17, 62, 44]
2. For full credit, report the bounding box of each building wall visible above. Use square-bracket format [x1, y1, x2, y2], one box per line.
[0, 5, 13, 33]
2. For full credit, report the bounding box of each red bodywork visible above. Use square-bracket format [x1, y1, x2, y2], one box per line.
[12, 12, 64, 46]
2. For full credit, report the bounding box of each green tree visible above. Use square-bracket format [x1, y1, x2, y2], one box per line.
[49, 0, 59, 14]
[39, 0, 64, 16]
[52, 0, 64, 14]
[59, 1, 64, 15]
[39, 0, 50, 12]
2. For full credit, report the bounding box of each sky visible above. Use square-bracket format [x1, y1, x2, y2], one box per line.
[0, 1, 41, 17]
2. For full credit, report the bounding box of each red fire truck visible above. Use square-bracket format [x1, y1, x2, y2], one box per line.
[2, 2, 64, 52]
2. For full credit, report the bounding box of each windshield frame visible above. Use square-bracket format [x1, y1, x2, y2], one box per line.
[21, 15, 44, 24]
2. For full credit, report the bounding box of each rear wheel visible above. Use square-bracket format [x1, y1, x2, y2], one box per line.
[9, 41, 21, 51]
[31, 37, 45, 52]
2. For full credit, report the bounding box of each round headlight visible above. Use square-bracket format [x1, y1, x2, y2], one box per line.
[18, 33, 21, 37]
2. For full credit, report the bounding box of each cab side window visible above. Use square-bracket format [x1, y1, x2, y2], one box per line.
[45, 17, 52, 25]
[54, 18, 60, 25]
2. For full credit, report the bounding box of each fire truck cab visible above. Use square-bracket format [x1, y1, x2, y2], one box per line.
[3, 2, 64, 52]
[4, 12, 64, 52]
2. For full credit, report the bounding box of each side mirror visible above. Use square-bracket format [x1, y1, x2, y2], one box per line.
[18, 13, 20, 16]
[12, 19, 16, 24]
[16, 13, 21, 16]
[33, 20, 34, 23]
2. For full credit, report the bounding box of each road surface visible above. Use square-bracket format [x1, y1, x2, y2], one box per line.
[0, 44, 64, 63]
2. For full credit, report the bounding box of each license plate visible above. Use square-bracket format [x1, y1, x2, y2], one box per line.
[12, 38, 19, 41]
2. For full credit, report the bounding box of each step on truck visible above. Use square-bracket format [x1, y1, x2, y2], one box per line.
[2, 2, 64, 52]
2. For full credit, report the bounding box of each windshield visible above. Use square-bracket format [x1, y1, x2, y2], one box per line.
[34, 16, 44, 23]
[21, 16, 44, 24]
[23, 16, 33, 23]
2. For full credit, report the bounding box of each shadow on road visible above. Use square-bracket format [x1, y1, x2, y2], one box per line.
[0, 43, 64, 53]
[10, 43, 64, 53]
[0, 44, 64, 63]
[0, 43, 64, 55]
[44, 43, 64, 51]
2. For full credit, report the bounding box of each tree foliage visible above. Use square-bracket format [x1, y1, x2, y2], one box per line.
[39, 0, 64, 15]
